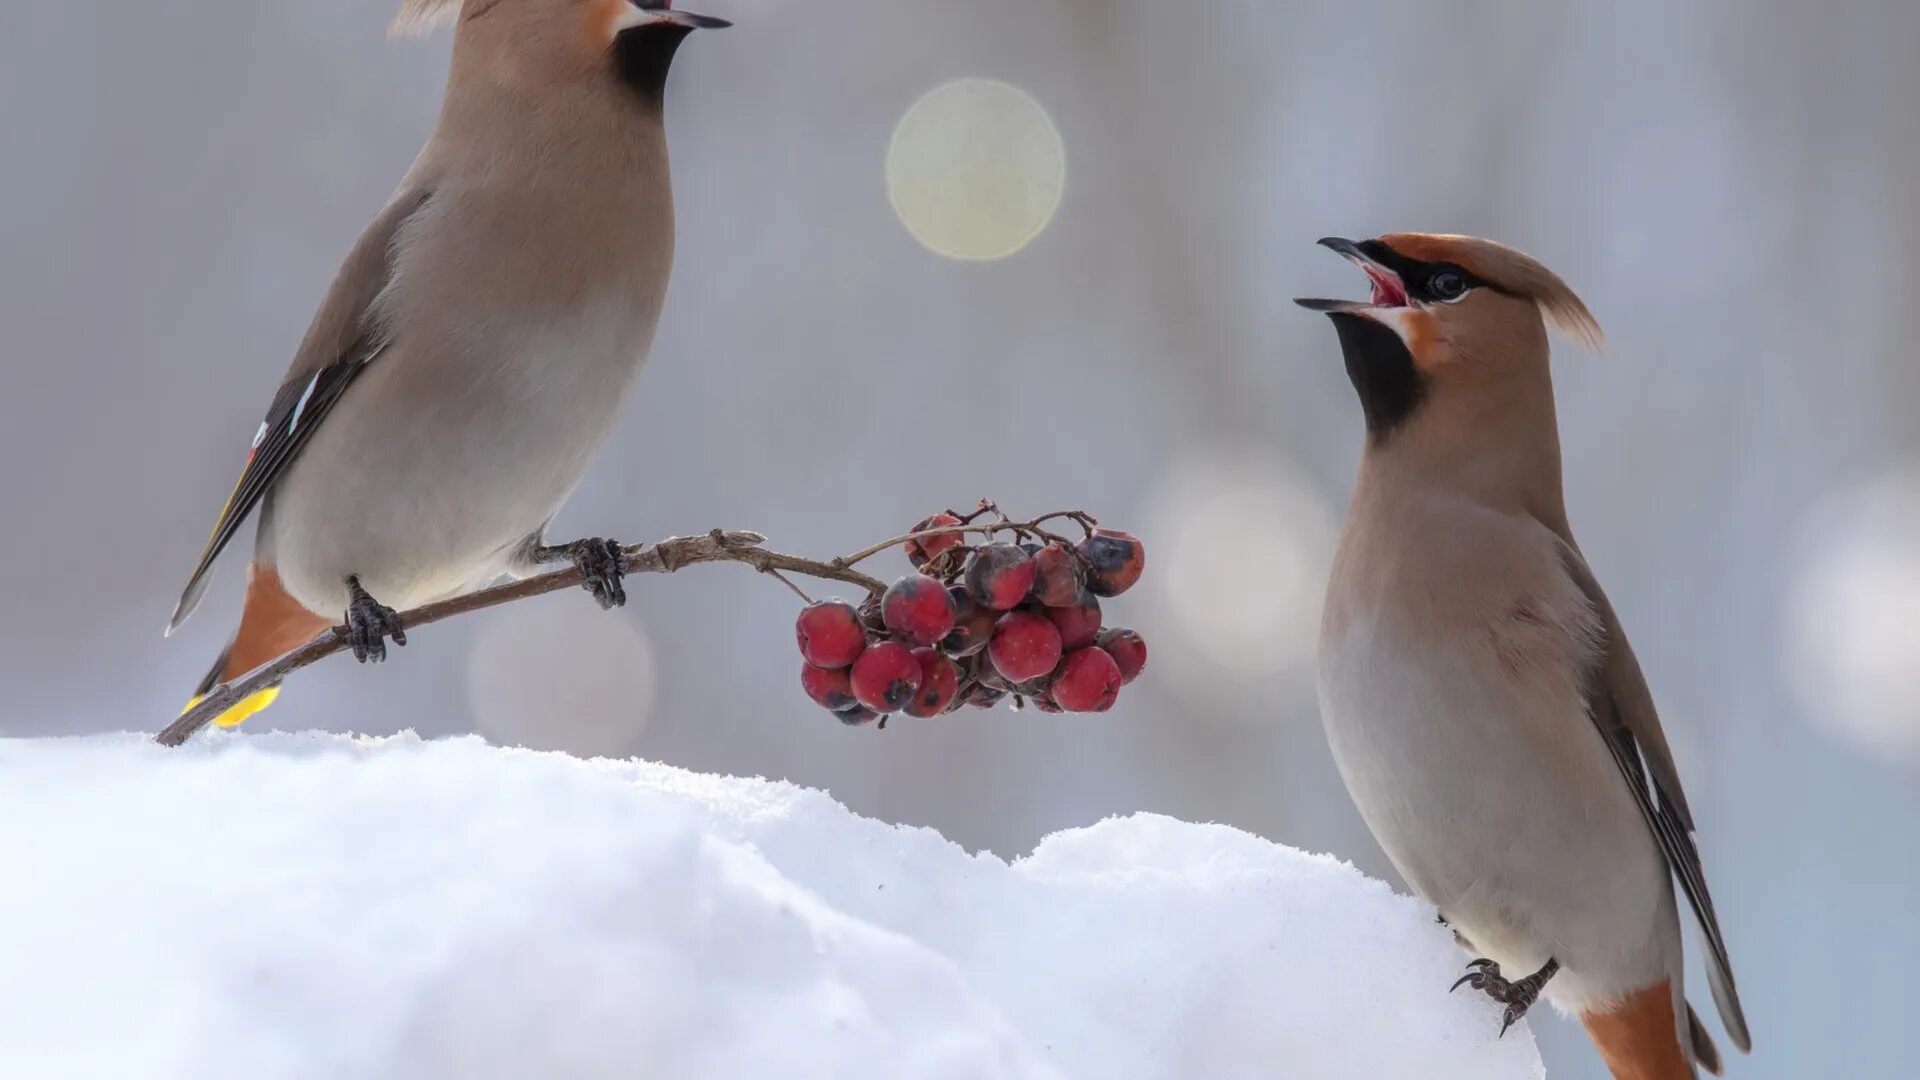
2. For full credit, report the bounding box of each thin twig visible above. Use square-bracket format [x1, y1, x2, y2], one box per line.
[832, 511, 1098, 570]
[155, 530, 883, 747]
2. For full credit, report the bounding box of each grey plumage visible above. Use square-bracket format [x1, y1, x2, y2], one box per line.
[1303, 233, 1747, 1078]
[171, 1, 727, 641]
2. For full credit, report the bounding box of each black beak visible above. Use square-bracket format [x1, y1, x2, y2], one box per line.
[1294, 236, 1406, 313]
[1314, 236, 1368, 261]
[629, 1, 732, 29]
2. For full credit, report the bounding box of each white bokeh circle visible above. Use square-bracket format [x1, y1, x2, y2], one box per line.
[886, 78, 1066, 262]
[1784, 465, 1920, 767]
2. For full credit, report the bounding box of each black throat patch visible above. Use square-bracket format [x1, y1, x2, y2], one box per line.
[613, 25, 691, 105]
[1327, 312, 1427, 440]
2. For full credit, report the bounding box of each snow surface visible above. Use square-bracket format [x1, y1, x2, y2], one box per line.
[0, 734, 1545, 1080]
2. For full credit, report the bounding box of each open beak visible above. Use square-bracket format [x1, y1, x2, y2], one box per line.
[1294, 237, 1409, 315]
[621, 0, 732, 30]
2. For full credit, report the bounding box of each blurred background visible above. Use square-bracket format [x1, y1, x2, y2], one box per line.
[4, 1, 1917, 1076]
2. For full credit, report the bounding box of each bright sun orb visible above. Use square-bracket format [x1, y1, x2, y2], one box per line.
[886, 78, 1066, 262]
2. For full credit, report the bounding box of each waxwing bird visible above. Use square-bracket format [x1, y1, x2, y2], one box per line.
[167, 0, 729, 728]
[1297, 234, 1750, 1079]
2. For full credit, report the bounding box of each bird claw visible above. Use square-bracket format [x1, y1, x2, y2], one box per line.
[344, 577, 406, 663]
[1449, 957, 1558, 1037]
[549, 534, 629, 607]
[566, 537, 627, 610]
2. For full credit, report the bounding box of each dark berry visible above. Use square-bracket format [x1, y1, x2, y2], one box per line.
[882, 574, 957, 647]
[795, 600, 866, 668]
[835, 704, 881, 726]
[1096, 628, 1147, 685]
[941, 586, 999, 658]
[904, 647, 960, 718]
[1077, 529, 1145, 597]
[1043, 591, 1102, 650]
[905, 512, 966, 569]
[850, 641, 921, 713]
[964, 543, 1037, 610]
[1052, 646, 1122, 712]
[988, 610, 1064, 683]
[1028, 542, 1087, 607]
[800, 663, 858, 712]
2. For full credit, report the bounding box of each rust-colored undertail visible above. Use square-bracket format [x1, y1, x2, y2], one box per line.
[1582, 980, 1701, 1080]
[182, 563, 332, 728]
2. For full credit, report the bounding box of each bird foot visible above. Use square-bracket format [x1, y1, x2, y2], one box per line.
[345, 576, 406, 663]
[1450, 957, 1559, 1036]
[545, 537, 627, 610]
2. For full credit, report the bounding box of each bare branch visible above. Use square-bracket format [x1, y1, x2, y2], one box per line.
[155, 530, 882, 747]
[157, 510, 1097, 748]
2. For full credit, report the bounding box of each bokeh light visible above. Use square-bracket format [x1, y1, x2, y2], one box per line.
[1142, 451, 1339, 700]
[1784, 465, 1920, 768]
[466, 597, 657, 759]
[885, 78, 1066, 262]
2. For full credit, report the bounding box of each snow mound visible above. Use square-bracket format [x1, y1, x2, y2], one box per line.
[0, 734, 1545, 1080]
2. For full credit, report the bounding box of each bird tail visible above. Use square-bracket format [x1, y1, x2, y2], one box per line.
[180, 563, 331, 729]
[1581, 980, 1699, 1080]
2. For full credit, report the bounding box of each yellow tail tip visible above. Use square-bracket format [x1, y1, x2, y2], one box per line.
[180, 685, 282, 729]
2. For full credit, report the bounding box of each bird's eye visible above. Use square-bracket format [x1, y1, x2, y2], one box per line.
[1428, 269, 1468, 301]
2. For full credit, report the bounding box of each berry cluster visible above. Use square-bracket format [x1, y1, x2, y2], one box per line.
[795, 505, 1147, 726]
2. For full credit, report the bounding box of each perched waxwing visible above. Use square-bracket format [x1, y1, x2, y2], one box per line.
[1298, 234, 1750, 1079]
[167, 0, 729, 727]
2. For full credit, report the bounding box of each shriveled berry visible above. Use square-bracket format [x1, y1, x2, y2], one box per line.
[1044, 591, 1102, 650]
[941, 587, 998, 658]
[1097, 627, 1148, 685]
[850, 641, 921, 713]
[1028, 542, 1087, 607]
[905, 512, 965, 569]
[800, 663, 858, 712]
[835, 704, 880, 726]
[988, 610, 1064, 683]
[795, 600, 866, 668]
[857, 595, 888, 634]
[1026, 690, 1064, 714]
[1052, 646, 1123, 712]
[904, 647, 960, 717]
[882, 574, 957, 646]
[964, 543, 1037, 610]
[1077, 529, 1145, 597]
[976, 663, 1013, 693]
[966, 684, 1007, 709]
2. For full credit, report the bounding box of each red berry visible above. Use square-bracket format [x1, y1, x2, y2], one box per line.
[941, 587, 998, 658]
[795, 600, 866, 668]
[1077, 529, 1145, 597]
[988, 610, 1063, 683]
[1043, 592, 1102, 650]
[1096, 628, 1147, 685]
[1052, 647, 1122, 711]
[905, 513, 965, 569]
[800, 663, 858, 712]
[964, 543, 1037, 610]
[882, 574, 957, 646]
[904, 647, 960, 717]
[835, 704, 880, 726]
[850, 641, 921, 713]
[1028, 542, 1087, 607]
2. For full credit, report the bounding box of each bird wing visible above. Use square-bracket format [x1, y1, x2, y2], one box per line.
[167, 186, 434, 634]
[1556, 538, 1751, 1052]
